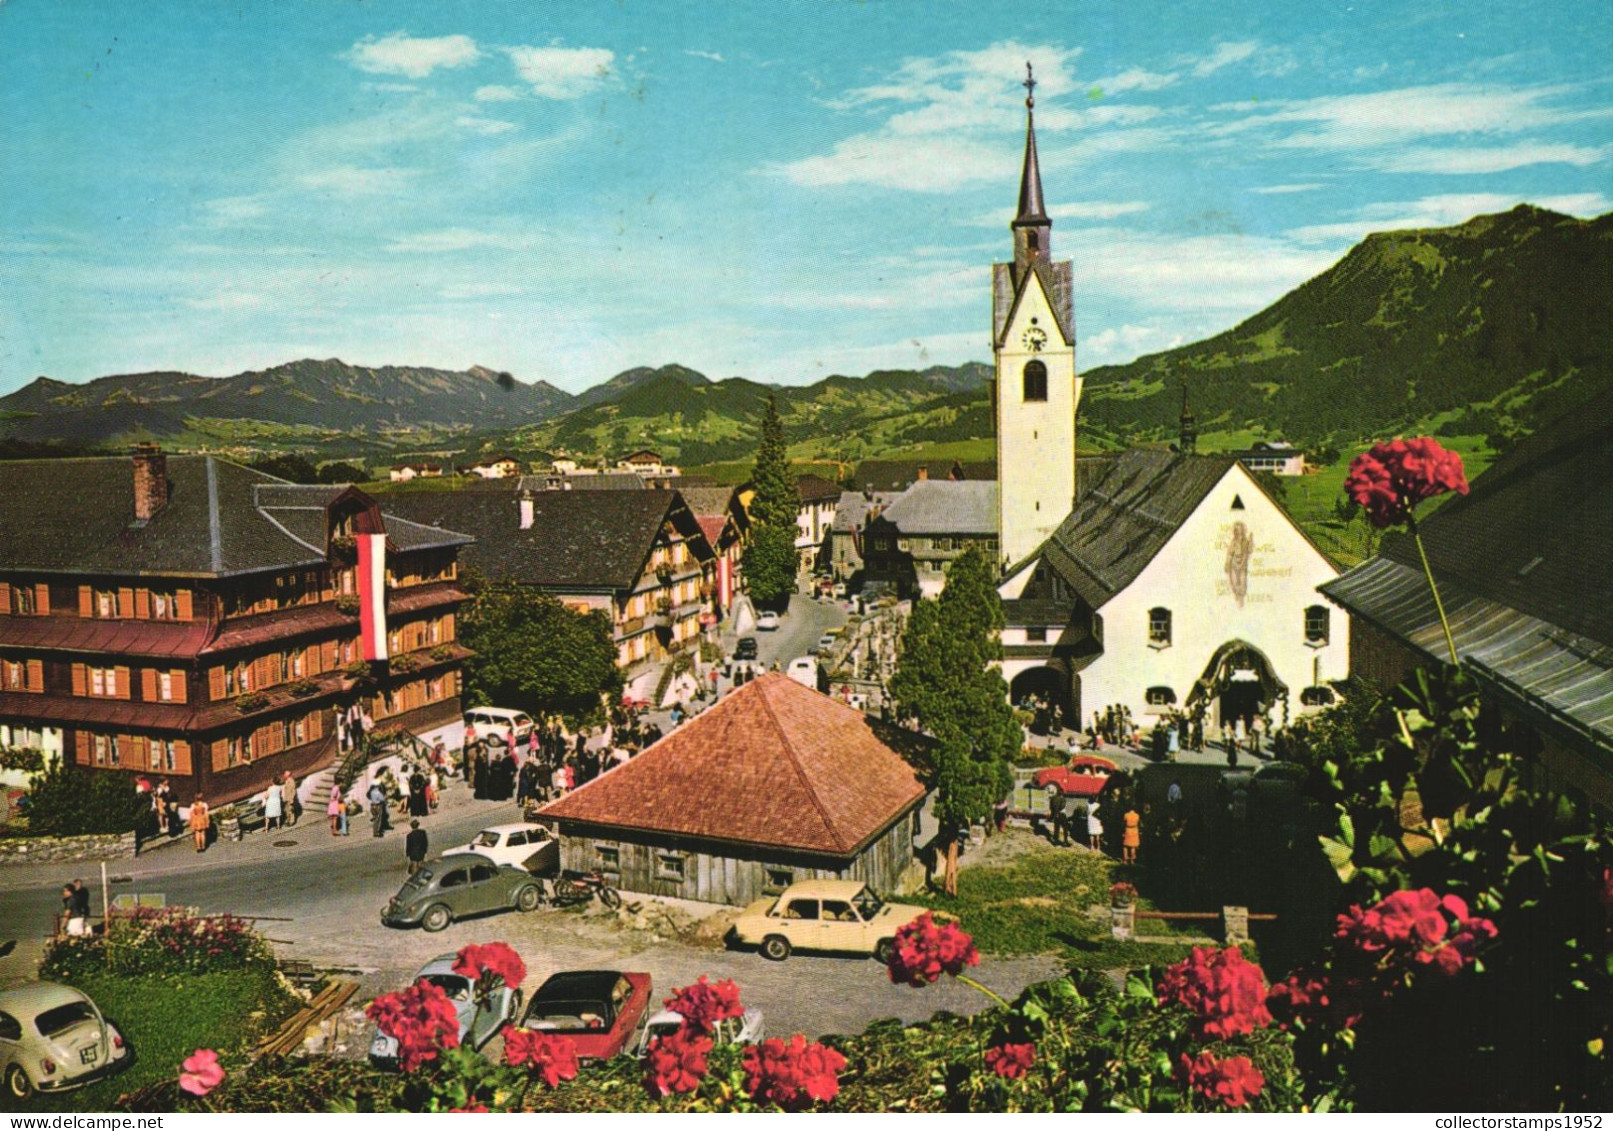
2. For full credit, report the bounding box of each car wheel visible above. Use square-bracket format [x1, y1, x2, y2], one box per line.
[873, 938, 896, 965]
[760, 935, 791, 961]
[516, 885, 541, 913]
[421, 904, 452, 932]
[5, 1063, 32, 1101]
[508, 989, 524, 1022]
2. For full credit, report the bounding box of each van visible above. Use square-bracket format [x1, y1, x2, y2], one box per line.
[463, 707, 535, 748]
[786, 656, 817, 689]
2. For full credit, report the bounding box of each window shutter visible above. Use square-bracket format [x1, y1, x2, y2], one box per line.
[170, 670, 188, 704]
[209, 666, 226, 701]
[74, 731, 91, 765]
[141, 669, 157, 701]
[26, 659, 44, 691]
[35, 584, 50, 614]
[445, 612, 455, 640]
[212, 738, 229, 772]
[118, 588, 134, 617]
[78, 586, 93, 617]
[130, 735, 148, 767]
[71, 663, 87, 696]
[176, 589, 194, 621]
[0, 583, 10, 615]
[309, 709, 323, 739]
[115, 666, 131, 700]
[174, 740, 192, 774]
[136, 589, 151, 619]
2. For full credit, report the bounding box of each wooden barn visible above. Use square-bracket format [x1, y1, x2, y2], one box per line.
[537, 673, 928, 906]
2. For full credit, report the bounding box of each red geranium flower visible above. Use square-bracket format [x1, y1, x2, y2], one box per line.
[643, 1029, 713, 1097]
[1344, 437, 1469, 529]
[366, 981, 461, 1072]
[887, 912, 980, 988]
[1178, 1051, 1265, 1109]
[1156, 946, 1273, 1039]
[664, 976, 744, 1035]
[178, 1048, 225, 1097]
[449, 1104, 489, 1113]
[983, 1041, 1036, 1079]
[452, 942, 527, 993]
[502, 1026, 580, 1087]
[1375, 888, 1448, 946]
[742, 1034, 846, 1110]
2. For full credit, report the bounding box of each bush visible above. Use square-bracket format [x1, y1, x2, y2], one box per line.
[0, 746, 47, 774]
[235, 691, 269, 713]
[24, 760, 147, 836]
[40, 908, 274, 979]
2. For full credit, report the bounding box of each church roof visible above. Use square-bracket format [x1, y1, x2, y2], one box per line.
[877, 479, 998, 536]
[537, 673, 926, 857]
[1015, 101, 1048, 225]
[1036, 450, 1237, 608]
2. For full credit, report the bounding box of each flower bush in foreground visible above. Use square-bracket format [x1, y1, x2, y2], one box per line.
[178, 1048, 225, 1097]
[643, 1029, 713, 1097]
[1178, 1051, 1265, 1109]
[366, 980, 460, 1072]
[451, 942, 526, 995]
[502, 1027, 579, 1088]
[983, 1041, 1036, 1079]
[742, 1034, 847, 1110]
[887, 911, 980, 988]
[663, 975, 743, 1035]
[1156, 946, 1273, 1039]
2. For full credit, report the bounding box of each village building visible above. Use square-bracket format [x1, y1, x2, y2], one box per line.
[0, 446, 472, 801]
[375, 488, 715, 669]
[615, 450, 680, 479]
[388, 462, 443, 482]
[849, 459, 996, 493]
[1320, 394, 1613, 809]
[828, 489, 900, 584]
[735, 474, 841, 575]
[1235, 441, 1307, 476]
[677, 486, 748, 614]
[537, 673, 927, 906]
[982, 69, 1345, 729]
[463, 455, 523, 479]
[860, 480, 999, 598]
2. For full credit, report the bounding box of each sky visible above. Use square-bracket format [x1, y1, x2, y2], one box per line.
[1, 1, 1610, 395]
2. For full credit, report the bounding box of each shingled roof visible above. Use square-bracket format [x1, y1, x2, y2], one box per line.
[877, 479, 997, 535]
[1037, 450, 1237, 607]
[374, 488, 708, 592]
[0, 456, 467, 577]
[850, 459, 997, 492]
[538, 674, 926, 857]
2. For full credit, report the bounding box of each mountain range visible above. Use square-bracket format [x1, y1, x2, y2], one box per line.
[3, 205, 1606, 466]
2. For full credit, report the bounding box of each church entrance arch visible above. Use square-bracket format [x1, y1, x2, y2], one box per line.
[1185, 640, 1287, 731]
[1010, 664, 1072, 732]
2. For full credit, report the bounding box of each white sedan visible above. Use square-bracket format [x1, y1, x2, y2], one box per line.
[756, 611, 781, 631]
[1, 982, 131, 1100]
[451, 824, 559, 874]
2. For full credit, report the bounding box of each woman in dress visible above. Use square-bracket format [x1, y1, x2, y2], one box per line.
[1122, 808, 1141, 865]
[264, 781, 284, 831]
[189, 796, 211, 852]
[1087, 801, 1104, 854]
[327, 784, 343, 836]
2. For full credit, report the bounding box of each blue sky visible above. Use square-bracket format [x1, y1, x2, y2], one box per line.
[2, 1, 1609, 394]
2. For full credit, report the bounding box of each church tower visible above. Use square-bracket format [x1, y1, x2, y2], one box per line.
[993, 64, 1080, 569]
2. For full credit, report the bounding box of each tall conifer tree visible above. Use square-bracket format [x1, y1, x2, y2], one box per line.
[745, 395, 801, 607]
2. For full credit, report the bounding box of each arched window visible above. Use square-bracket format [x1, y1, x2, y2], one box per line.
[1022, 360, 1048, 402]
[1026, 231, 1039, 251]
[1148, 607, 1172, 647]
[1145, 686, 1177, 706]
[1300, 685, 1336, 706]
[1305, 604, 1331, 645]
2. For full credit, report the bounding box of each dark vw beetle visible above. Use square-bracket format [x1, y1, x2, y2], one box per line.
[381, 851, 544, 932]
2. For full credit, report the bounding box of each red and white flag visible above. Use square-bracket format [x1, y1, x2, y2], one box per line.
[356, 532, 388, 661]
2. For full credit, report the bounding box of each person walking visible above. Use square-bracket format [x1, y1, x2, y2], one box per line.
[405, 820, 428, 875]
[280, 773, 299, 827]
[188, 796, 211, 852]
[1122, 807, 1141, 865]
[264, 780, 284, 831]
[1087, 800, 1105, 853]
[327, 784, 343, 836]
[407, 767, 429, 820]
[367, 780, 388, 838]
[336, 789, 350, 837]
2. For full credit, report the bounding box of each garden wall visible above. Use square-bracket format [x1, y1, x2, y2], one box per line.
[0, 830, 137, 864]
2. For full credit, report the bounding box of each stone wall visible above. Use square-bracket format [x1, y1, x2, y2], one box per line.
[0, 830, 136, 864]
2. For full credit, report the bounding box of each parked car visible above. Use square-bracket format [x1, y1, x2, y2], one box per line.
[634, 1004, 764, 1058]
[734, 636, 759, 661]
[729, 880, 934, 962]
[368, 953, 525, 1069]
[451, 824, 560, 875]
[517, 971, 652, 1062]
[464, 707, 535, 749]
[811, 632, 839, 655]
[756, 610, 781, 631]
[381, 852, 545, 932]
[786, 656, 817, 688]
[0, 982, 131, 1100]
[1034, 754, 1118, 799]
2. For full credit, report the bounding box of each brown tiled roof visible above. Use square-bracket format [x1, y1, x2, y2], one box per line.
[538, 674, 925, 857]
[0, 617, 211, 659]
[796, 474, 842, 503]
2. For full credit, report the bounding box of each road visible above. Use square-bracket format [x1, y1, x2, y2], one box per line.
[0, 595, 1062, 1043]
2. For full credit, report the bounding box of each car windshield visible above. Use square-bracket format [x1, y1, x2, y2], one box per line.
[419, 974, 473, 1002]
[472, 832, 500, 848]
[35, 1001, 97, 1037]
[528, 1001, 609, 1031]
[851, 888, 884, 920]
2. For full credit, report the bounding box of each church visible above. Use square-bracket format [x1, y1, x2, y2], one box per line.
[986, 67, 1348, 732]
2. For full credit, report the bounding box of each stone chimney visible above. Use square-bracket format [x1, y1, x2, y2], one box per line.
[518, 490, 534, 530]
[132, 443, 168, 522]
[916, 465, 929, 481]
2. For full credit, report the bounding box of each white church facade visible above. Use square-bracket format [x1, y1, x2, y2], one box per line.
[986, 66, 1348, 730]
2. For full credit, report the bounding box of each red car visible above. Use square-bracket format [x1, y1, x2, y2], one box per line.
[1034, 755, 1118, 798]
[516, 970, 652, 1061]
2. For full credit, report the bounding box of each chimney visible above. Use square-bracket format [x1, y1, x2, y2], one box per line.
[518, 490, 534, 530]
[916, 465, 929, 481]
[132, 443, 168, 522]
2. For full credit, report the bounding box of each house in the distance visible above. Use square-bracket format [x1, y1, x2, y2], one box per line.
[616, 450, 680, 479]
[678, 486, 748, 613]
[850, 459, 996, 492]
[464, 455, 524, 479]
[389, 462, 443, 482]
[537, 673, 927, 906]
[736, 474, 841, 575]
[0, 446, 473, 802]
[829, 489, 900, 585]
[860, 480, 999, 598]
[1235, 441, 1307, 476]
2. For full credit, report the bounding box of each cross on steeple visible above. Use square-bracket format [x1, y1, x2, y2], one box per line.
[1012, 61, 1050, 268]
[1023, 61, 1036, 109]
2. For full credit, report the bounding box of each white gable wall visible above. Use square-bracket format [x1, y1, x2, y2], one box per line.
[1076, 463, 1347, 725]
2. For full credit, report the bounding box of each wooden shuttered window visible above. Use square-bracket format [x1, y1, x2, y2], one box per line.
[118, 588, 134, 617]
[34, 584, 49, 614]
[176, 590, 194, 621]
[169, 670, 187, 704]
[74, 731, 91, 765]
[211, 738, 230, 772]
[173, 740, 192, 775]
[26, 659, 44, 692]
[0, 583, 9, 615]
[209, 666, 226, 701]
[114, 665, 131, 700]
[71, 663, 87, 696]
[141, 669, 157, 701]
[78, 586, 93, 617]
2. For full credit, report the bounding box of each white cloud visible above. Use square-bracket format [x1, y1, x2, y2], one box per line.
[455, 115, 518, 136]
[345, 32, 480, 79]
[684, 49, 725, 63]
[438, 282, 526, 300]
[1089, 67, 1178, 95]
[969, 200, 1150, 226]
[183, 292, 265, 311]
[202, 195, 269, 223]
[1374, 141, 1608, 174]
[383, 228, 508, 254]
[1082, 322, 1187, 366]
[1192, 41, 1258, 77]
[505, 45, 615, 99]
[1287, 192, 1612, 243]
[775, 133, 1016, 192]
[1252, 183, 1323, 194]
[474, 85, 522, 102]
[1070, 227, 1342, 313]
[362, 82, 420, 94]
[296, 166, 419, 197]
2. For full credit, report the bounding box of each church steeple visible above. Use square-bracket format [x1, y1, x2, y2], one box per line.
[1012, 62, 1052, 272]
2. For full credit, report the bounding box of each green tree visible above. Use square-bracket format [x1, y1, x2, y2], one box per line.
[745, 395, 799, 607]
[250, 452, 320, 483]
[26, 760, 148, 836]
[458, 578, 622, 722]
[889, 545, 1018, 894]
[317, 461, 369, 483]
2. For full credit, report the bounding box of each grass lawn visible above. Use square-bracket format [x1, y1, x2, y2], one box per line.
[22, 966, 298, 1112]
[911, 836, 1200, 973]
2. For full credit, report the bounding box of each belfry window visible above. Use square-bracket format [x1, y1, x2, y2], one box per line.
[1023, 360, 1047, 402]
[1026, 231, 1039, 251]
[1305, 604, 1331, 646]
[1148, 607, 1172, 648]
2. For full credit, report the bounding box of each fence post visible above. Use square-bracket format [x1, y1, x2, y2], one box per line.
[1223, 905, 1250, 945]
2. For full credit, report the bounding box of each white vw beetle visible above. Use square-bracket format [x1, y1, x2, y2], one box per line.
[0, 982, 131, 1100]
